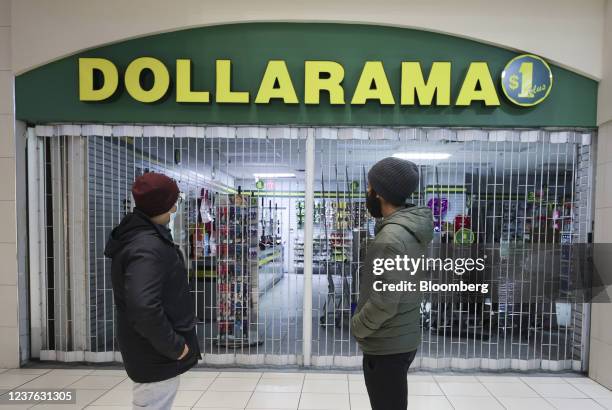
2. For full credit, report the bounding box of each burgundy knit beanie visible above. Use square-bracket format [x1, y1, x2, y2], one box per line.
[131, 172, 180, 217]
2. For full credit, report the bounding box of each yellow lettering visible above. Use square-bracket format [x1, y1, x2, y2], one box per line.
[255, 61, 299, 104]
[78, 58, 119, 101]
[456, 62, 500, 106]
[124, 57, 170, 103]
[304, 61, 345, 104]
[176, 59, 210, 103]
[216, 60, 249, 103]
[351, 62, 395, 105]
[401, 62, 451, 106]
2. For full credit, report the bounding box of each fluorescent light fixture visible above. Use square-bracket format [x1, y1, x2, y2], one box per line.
[253, 173, 296, 179]
[392, 152, 452, 160]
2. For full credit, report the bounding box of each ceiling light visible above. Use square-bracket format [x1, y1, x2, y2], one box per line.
[253, 173, 296, 179]
[392, 152, 452, 160]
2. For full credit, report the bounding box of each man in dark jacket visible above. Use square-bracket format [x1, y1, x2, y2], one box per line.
[105, 172, 200, 409]
[352, 157, 433, 410]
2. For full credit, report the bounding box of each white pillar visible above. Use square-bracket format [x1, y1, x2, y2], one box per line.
[26, 128, 45, 358]
[302, 128, 315, 366]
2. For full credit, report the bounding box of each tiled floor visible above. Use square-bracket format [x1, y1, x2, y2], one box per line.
[0, 367, 610, 409]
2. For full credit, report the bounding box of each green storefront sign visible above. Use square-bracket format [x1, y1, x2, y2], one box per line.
[15, 23, 597, 127]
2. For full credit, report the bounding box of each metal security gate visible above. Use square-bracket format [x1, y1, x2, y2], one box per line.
[27, 125, 594, 371]
[310, 129, 593, 371]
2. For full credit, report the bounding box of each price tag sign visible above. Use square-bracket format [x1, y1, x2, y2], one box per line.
[501, 54, 553, 107]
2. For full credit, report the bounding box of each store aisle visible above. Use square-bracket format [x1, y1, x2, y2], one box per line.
[257, 272, 361, 358]
[0, 367, 609, 409]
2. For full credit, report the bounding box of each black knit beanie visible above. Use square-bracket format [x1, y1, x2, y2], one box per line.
[368, 157, 419, 205]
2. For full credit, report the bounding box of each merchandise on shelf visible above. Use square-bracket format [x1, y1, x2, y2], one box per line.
[215, 192, 260, 346]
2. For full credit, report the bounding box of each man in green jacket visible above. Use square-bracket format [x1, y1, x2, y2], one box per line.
[352, 157, 433, 410]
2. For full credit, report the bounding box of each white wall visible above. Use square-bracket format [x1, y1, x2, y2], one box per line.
[0, 0, 20, 368]
[598, 0, 612, 125]
[590, 0, 612, 389]
[10, 0, 606, 79]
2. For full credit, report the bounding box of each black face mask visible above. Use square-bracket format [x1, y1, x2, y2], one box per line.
[366, 190, 383, 219]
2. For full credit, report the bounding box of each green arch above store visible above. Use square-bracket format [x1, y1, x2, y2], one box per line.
[15, 23, 598, 127]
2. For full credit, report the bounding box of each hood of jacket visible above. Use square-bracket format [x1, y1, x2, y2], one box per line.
[375, 205, 434, 244]
[104, 208, 172, 258]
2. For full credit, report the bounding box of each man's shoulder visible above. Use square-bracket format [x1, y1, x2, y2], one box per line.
[123, 231, 172, 255]
[377, 223, 417, 244]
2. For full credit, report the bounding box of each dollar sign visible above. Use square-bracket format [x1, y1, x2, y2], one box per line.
[509, 74, 519, 91]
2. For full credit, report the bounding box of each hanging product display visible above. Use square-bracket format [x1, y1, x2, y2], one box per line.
[215, 190, 261, 347]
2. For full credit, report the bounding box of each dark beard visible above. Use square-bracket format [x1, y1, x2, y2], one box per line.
[366, 190, 383, 218]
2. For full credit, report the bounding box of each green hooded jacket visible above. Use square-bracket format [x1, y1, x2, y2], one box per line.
[351, 205, 434, 355]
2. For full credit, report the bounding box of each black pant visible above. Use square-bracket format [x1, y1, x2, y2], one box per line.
[363, 350, 417, 410]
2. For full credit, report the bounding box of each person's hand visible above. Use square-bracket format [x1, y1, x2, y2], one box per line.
[177, 344, 189, 360]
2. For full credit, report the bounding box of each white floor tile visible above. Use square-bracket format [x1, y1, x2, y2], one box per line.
[348, 379, 367, 394]
[194, 390, 252, 408]
[261, 372, 305, 381]
[256, 378, 303, 393]
[477, 375, 523, 383]
[46, 369, 95, 377]
[448, 396, 504, 410]
[520, 376, 568, 384]
[596, 398, 612, 409]
[5, 369, 51, 376]
[179, 376, 214, 391]
[208, 377, 258, 392]
[0, 404, 35, 410]
[183, 371, 220, 379]
[218, 371, 262, 379]
[434, 374, 480, 383]
[349, 394, 371, 410]
[69, 375, 126, 390]
[20, 374, 84, 389]
[112, 378, 133, 390]
[192, 408, 244, 410]
[574, 383, 612, 399]
[173, 390, 205, 407]
[563, 377, 598, 385]
[90, 388, 132, 406]
[408, 381, 443, 396]
[408, 396, 453, 410]
[496, 397, 555, 410]
[298, 392, 350, 410]
[302, 379, 348, 394]
[546, 398, 606, 409]
[529, 382, 588, 398]
[90, 369, 127, 377]
[304, 373, 347, 381]
[246, 392, 300, 409]
[0, 373, 42, 389]
[406, 374, 435, 382]
[12, 367, 611, 410]
[483, 381, 538, 397]
[438, 381, 491, 397]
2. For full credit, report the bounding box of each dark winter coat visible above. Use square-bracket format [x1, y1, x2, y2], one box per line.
[104, 208, 201, 383]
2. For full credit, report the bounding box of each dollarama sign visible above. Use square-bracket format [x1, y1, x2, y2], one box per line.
[501, 54, 553, 107]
